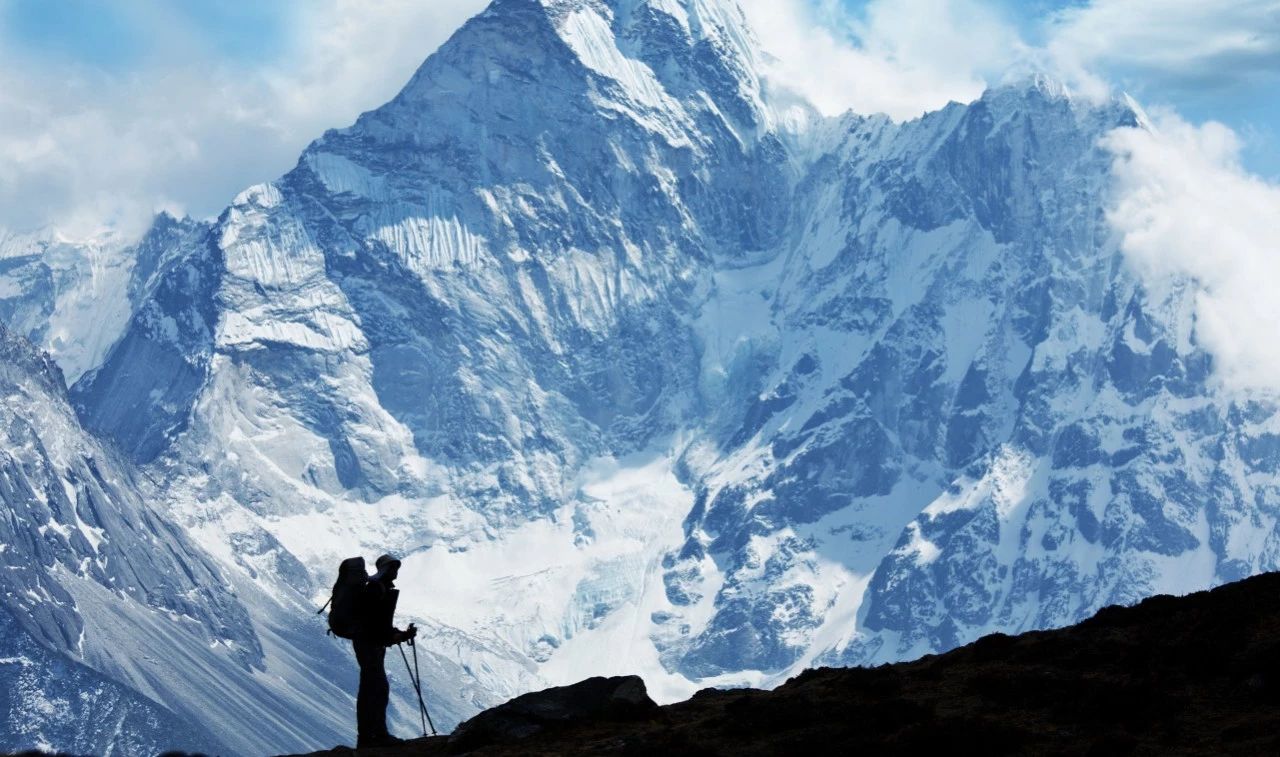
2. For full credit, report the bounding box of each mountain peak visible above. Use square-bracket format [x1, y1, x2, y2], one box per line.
[993, 70, 1074, 99]
[341, 0, 776, 152]
[970, 70, 1144, 134]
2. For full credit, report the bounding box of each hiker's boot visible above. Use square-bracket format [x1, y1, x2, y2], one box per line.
[357, 733, 405, 748]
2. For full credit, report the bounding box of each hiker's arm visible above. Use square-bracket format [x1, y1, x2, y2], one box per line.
[387, 625, 418, 644]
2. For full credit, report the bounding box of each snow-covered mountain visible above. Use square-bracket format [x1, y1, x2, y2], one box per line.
[4, 0, 1278, 753]
[75, 0, 802, 713]
[663, 78, 1276, 677]
[0, 214, 214, 387]
[0, 321, 372, 754]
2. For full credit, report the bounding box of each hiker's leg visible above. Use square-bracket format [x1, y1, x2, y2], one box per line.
[353, 640, 383, 744]
[372, 645, 390, 736]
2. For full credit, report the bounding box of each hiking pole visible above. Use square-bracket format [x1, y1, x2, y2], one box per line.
[410, 637, 438, 736]
[397, 642, 428, 737]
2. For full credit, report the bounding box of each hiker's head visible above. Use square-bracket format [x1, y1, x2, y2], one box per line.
[373, 553, 401, 584]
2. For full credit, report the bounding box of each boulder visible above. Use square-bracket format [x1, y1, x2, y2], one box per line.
[448, 676, 657, 753]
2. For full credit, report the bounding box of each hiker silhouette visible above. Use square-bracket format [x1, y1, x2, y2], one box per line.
[351, 553, 416, 748]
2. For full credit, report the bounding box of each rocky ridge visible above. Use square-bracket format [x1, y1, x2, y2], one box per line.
[292, 571, 1280, 756]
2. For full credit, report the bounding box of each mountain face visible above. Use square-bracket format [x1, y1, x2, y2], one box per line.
[0, 322, 364, 755]
[677, 77, 1280, 677]
[74, 0, 802, 714]
[0, 228, 129, 386]
[0, 215, 214, 395]
[0, 604, 224, 757]
[0, 321, 226, 753]
[0, 0, 1270, 752]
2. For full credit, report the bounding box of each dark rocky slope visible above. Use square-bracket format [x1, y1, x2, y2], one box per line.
[291, 571, 1280, 756]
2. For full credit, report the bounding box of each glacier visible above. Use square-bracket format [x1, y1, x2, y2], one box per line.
[1, 0, 1278, 753]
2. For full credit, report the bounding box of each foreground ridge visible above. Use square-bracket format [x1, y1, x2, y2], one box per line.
[289, 571, 1280, 755]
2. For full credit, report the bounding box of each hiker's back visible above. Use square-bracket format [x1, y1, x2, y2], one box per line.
[326, 556, 369, 639]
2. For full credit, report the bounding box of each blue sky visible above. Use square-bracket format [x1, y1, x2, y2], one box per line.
[1, 0, 292, 69]
[0, 0, 1276, 233]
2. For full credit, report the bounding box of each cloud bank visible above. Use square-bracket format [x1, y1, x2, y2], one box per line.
[1048, 0, 1280, 93]
[1104, 113, 1280, 397]
[739, 0, 1024, 119]
[742, 0, 1280, 118]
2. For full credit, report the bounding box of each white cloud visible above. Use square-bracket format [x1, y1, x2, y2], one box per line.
[1046, 0, 1280, 92]
[740, 0, 1280, 120]
[0, 0, 487, 236]
[1104, 112, 1280, 396]
[739, 0, 1026, 119]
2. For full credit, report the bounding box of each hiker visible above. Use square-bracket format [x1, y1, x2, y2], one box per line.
[352, 553, 417, 747]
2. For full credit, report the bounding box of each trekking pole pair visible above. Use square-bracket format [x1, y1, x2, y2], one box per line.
[396, 626, 438, 737]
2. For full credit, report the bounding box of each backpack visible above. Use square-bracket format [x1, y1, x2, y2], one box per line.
[318, 556, 369, 639]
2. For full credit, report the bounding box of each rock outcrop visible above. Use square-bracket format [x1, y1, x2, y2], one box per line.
[448, 676, 656, 753]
